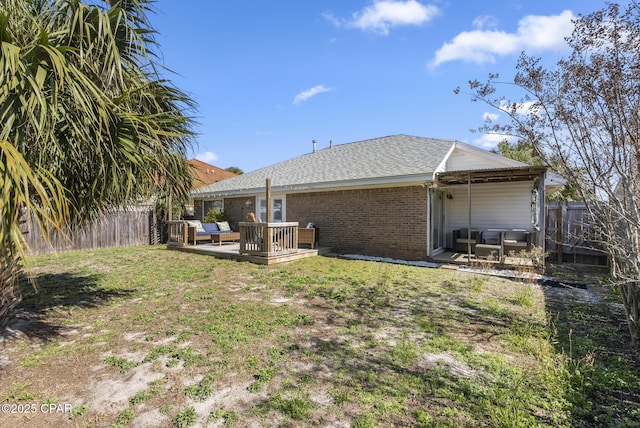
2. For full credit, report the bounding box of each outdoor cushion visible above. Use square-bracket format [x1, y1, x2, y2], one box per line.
[482, 231, 501, 245]
[202, 223, 220, 234]
[216, 221, 232, 232]
[187, 220, 205, 233]
[456, 238, 477, 244]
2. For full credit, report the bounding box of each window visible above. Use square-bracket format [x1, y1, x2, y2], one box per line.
[258, 197, 285, 222]
[203, 199, 224, 219]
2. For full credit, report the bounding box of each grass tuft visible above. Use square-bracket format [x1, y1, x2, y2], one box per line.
[104, 356, 138, 374]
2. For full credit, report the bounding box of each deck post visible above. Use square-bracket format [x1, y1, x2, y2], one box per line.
[266, 178, 272, 224]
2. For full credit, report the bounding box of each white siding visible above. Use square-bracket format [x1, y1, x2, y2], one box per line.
[444, 181, 535, 247]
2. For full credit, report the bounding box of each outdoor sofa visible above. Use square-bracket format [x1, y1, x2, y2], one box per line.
[474, 229, 533, 260]
[186, 220, 240, 245]
[452, 228, 532, 259]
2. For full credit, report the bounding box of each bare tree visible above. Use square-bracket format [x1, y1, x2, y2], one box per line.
[458, 2, 640, 348]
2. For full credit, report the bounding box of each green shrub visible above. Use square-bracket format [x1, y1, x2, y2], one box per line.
[203, 209, 228, 223]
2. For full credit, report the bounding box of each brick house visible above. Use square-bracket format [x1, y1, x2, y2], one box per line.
[191, 135, 563, 261]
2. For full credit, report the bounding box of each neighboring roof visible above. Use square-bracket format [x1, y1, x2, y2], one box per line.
[188, 158, 237, 189]
[192, 134, 529, 198]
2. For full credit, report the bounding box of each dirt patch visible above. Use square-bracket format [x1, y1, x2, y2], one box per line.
[88, 360, 162, 413]
[416, 352, 481, 378]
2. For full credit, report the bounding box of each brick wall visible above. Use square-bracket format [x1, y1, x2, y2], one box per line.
[222, 196, 255, 230]
[287, 186, 428, 260]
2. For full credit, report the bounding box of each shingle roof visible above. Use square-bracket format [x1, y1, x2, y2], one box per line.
[194, 135, 457, 197]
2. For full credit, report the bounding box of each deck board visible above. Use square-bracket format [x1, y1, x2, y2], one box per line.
[430, 250, 537, 268]
[169, 242, 323, 265]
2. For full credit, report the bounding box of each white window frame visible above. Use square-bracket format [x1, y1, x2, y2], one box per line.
[257, 195, 286, 222]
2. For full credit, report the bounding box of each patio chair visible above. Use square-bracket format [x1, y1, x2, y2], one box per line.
[502, 230, 532, 255]
[453, 228, 481, 253]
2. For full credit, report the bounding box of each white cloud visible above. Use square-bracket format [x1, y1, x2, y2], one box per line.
[293, 85, 334, 105]
[498, 99, 538, 116]
[325, 1, 440, 36]
[323, 12, 343, 28]
[473, 133, 515, 150]
[431, 10, 575, 67]
[196, 151, 218, 164]
[472, 15, 498, 30]
[483, 111, 500, 122]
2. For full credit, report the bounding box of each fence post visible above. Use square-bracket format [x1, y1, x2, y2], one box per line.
[555, 203, 564, 262]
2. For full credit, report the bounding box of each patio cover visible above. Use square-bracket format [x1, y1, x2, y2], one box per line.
[435, 166, 548, 185]
[435, 166, 548, 257]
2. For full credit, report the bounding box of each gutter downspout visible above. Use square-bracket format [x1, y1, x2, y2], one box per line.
[426, 186, 432, 258]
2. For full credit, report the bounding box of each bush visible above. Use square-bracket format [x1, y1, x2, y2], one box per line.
[203, 209, 228, 223]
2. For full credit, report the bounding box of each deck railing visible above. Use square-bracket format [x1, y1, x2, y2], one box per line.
[167, 220, 188, 247]
[239, 222, 299, 257]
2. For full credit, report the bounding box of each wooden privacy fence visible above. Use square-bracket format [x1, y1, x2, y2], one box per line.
[24, 205, 160, 256]
[545, 202, 608, 265]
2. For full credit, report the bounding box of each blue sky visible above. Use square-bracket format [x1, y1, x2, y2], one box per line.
[149, 0, 608, 172]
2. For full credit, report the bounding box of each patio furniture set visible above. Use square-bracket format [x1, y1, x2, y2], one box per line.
[187, 220, 240, 246]
[452, 228, 532, 261]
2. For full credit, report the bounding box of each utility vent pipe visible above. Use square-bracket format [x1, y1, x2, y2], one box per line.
[329, 140, 333, 148]
[312, 140, 316, 153]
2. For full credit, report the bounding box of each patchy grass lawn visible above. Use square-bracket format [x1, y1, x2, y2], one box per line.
[1, 246, 638, 427]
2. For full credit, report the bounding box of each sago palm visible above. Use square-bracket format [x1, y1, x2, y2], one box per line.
[0, 0, 196, 326]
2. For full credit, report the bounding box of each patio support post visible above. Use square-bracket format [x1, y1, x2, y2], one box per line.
[537, 171, 546, 249]
[467, 173, 472, 260]
[426, 186, 433, 257]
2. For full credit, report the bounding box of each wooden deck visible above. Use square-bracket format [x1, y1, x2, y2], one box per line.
[430, 250, 538, 269]
[169, 242, 326, 265]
